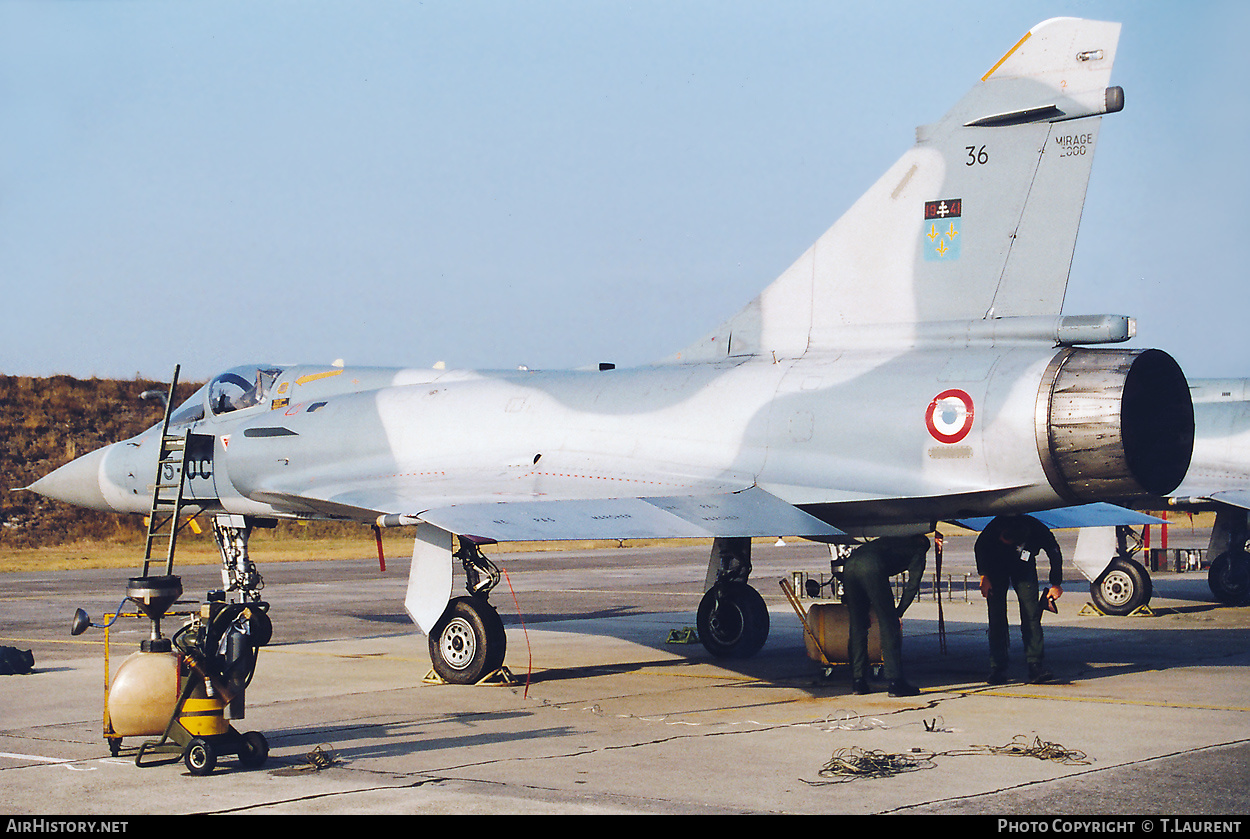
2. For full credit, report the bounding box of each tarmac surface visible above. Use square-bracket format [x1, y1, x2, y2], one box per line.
[1, 528, 1248, 816]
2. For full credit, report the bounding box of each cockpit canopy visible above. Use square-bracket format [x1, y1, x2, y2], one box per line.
[162, 364, 288, 428]
[208, 365, 286, 415]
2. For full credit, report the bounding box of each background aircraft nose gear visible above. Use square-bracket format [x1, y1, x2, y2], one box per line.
[1089, 526, 1153, 616]
[1207, 510, 1250, 605]
[1208, 547, 1250, 606]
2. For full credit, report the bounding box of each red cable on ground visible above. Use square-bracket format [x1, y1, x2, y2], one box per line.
[500, 566, 532, 698]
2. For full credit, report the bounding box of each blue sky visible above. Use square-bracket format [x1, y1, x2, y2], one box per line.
[2, 0, 1246, 382]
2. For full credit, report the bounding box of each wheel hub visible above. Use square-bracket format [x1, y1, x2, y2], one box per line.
[439, 618, 476, 669]
[708, 600, 744, 645]
[1099, 570, 1133, 607]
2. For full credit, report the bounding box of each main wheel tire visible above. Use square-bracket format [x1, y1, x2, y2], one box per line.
[184, 738, 217, 776]
[1091, 557, 1151, 616]
[1208, 549, 1250, 606]
[239, 730, 269, 769]
[428, 596, 507, 684]
[697, 582, 770, 658]
[248, 609, 273, 647]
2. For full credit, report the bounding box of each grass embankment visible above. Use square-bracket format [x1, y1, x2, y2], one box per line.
[0, 533, 398, 574]
[0, 525, 715, 574]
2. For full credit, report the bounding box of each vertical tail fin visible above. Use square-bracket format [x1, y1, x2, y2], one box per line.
[677, 18, 1123, 362]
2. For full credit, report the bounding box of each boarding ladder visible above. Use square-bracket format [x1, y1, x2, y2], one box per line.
[142, 365, 192, 577]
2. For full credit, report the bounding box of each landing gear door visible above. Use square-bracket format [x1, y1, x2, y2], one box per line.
[183, 433, 219, 502]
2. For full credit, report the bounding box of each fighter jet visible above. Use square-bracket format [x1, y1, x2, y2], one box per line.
[1092, 379, 1250, 611]
[1175, 380, 1250, 606]
[31, 18, 1197, 683]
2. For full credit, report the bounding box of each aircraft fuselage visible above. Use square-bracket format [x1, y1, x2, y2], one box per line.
[37, 339, 1193, 542]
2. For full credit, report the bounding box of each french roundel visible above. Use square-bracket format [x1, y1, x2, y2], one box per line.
[926, 389, 974, 444]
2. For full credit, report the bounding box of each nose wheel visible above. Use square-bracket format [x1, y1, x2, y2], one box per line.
[1090, 557, 1152, 616]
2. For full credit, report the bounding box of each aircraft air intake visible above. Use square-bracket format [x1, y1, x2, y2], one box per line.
[1036, 348, 1194, 502]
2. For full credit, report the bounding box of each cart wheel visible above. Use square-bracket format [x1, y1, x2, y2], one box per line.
[185, 738, 217, 776]
[239, 731, 269, 769]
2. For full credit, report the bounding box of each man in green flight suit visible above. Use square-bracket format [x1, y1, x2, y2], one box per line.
[841, 534, 930, 697]
[975, 514, 1064, 685]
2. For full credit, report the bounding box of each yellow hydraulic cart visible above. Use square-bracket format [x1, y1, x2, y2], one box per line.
[76, 575, 270, 775]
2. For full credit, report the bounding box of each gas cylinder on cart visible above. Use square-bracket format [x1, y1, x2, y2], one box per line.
[803, 602, 882, 664]
[106, 650, 226, 738]
[107, 649, 179, 737]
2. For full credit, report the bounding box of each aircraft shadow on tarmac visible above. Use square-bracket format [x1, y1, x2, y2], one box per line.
[496, 610, 1250, 695]
[256, 571, 1247, 697]
[188, 710, 577, 769]
[896, 613, 1250, 692]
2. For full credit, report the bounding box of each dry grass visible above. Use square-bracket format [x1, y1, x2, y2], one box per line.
[0, 526, 716, 574]
[1, 372, 203, 549]
[0, 537, 385, 573]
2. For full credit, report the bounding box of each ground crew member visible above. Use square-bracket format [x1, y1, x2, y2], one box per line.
[841, 534, 930, 697]
[974, 514, 1064, 685]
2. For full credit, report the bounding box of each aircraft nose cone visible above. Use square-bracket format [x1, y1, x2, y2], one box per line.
[28, 446, 113, 511]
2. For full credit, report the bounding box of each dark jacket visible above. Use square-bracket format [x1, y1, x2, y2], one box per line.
[844, 534, 930, 616]
[974, 515, 1063, 588]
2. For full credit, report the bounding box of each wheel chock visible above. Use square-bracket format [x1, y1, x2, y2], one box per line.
[666, 627, 699, 644]
[1078, 601, 1155, 617]
[477, 666, 516, 686]
[422, 666, 516, 686]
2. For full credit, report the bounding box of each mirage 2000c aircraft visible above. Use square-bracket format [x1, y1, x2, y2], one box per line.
[32, 18, 1197, 684]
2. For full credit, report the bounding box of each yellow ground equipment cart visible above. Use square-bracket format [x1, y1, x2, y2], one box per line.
[76, 575, 272, 776]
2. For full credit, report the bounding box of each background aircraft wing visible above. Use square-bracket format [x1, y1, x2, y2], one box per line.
[1202, 490, 1250, 510]
[952, 502, 1166, 532]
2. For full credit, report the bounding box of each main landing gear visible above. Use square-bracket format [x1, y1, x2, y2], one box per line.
[424, 535, 774, 681]
[427, 540, 509, 684]
[1208, 508, 1250, 606]
[696, 537, 770, 658]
